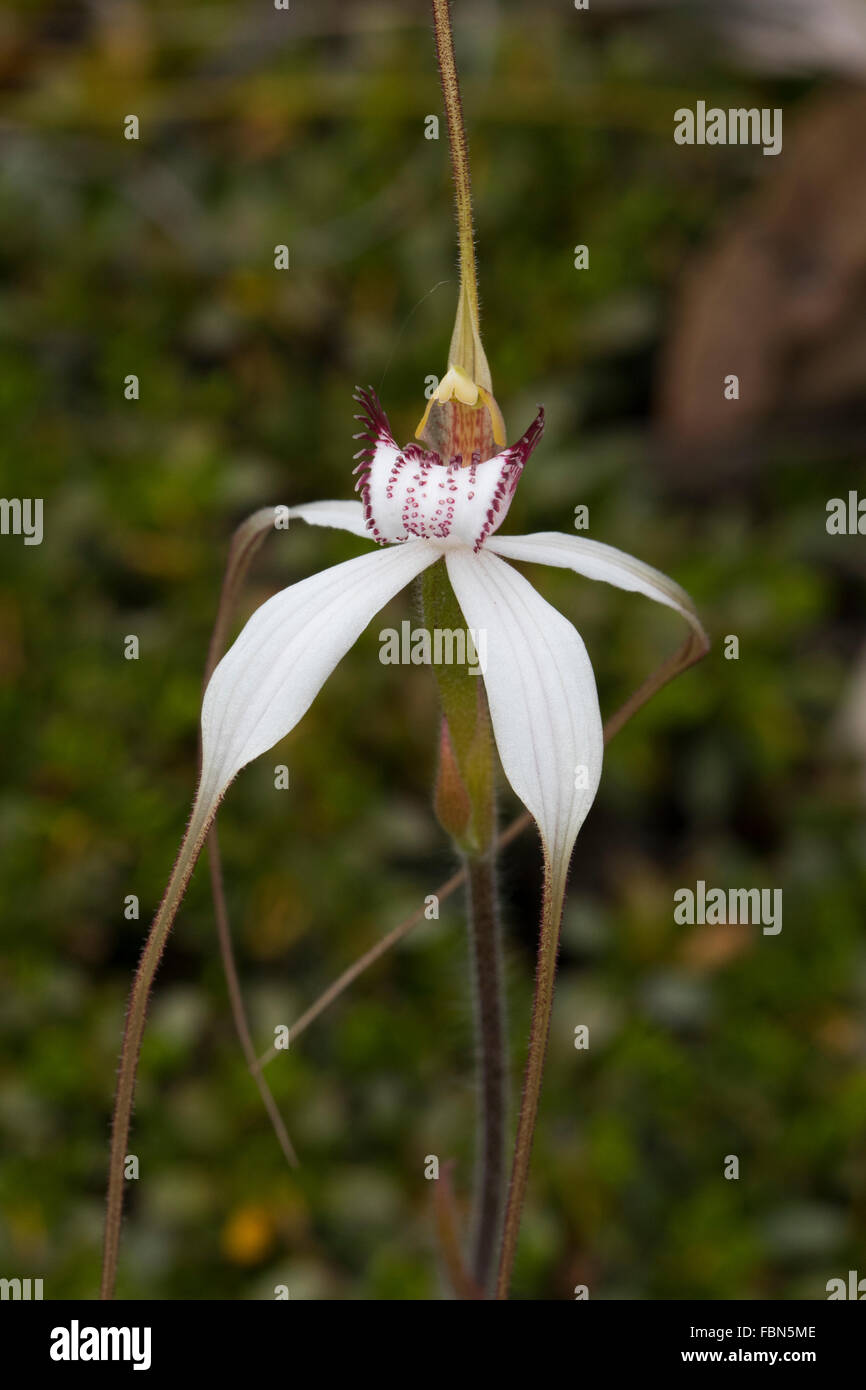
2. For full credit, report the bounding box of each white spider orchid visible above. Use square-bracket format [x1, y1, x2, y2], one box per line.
[198, 371, 706, 896]
[100, 0, 711, 1304]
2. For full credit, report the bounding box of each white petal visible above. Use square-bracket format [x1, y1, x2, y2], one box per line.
[486, 531, 707, 647]
[201, 540, 437, 801]
[445, 548, 603, 881]
[288, 500, 372, 539]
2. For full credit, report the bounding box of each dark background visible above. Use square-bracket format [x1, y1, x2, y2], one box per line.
[1, 0, 865, 1299]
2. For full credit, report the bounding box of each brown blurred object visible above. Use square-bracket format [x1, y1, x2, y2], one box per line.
[831, 640, 866, 805]
[656, 89, 866, 463]
[720, 0, 866, 77]
[678, 921, 753, 973]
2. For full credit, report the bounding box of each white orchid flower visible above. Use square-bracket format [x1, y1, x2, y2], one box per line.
[198, 382, 707, 896]
[101, 0, 711, 1305]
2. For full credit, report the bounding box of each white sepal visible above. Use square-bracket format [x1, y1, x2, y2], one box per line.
[445, 547, 603, 882]
[200, 540, 437, 801]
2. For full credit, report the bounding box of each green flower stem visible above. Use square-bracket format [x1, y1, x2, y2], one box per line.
[421, 559, 507, 1295]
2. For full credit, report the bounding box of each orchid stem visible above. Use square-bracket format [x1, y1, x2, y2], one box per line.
[100, 792, 215, 1300]
[494, 859, 567, 1300]
[431, 0, 479, 324]
[466, 851, 506, 1295]
[430, 0, 493, 388]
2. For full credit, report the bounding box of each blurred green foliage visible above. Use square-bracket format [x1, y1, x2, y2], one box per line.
[0, 0, 864, 1300]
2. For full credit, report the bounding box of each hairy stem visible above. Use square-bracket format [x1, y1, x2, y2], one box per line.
[466, 851, 506, 1294]
[430, 0, 491, 388]
[100, 791, 216, 1300]
[431, 0, 479, 326]
[494, 857, 567, 1300]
